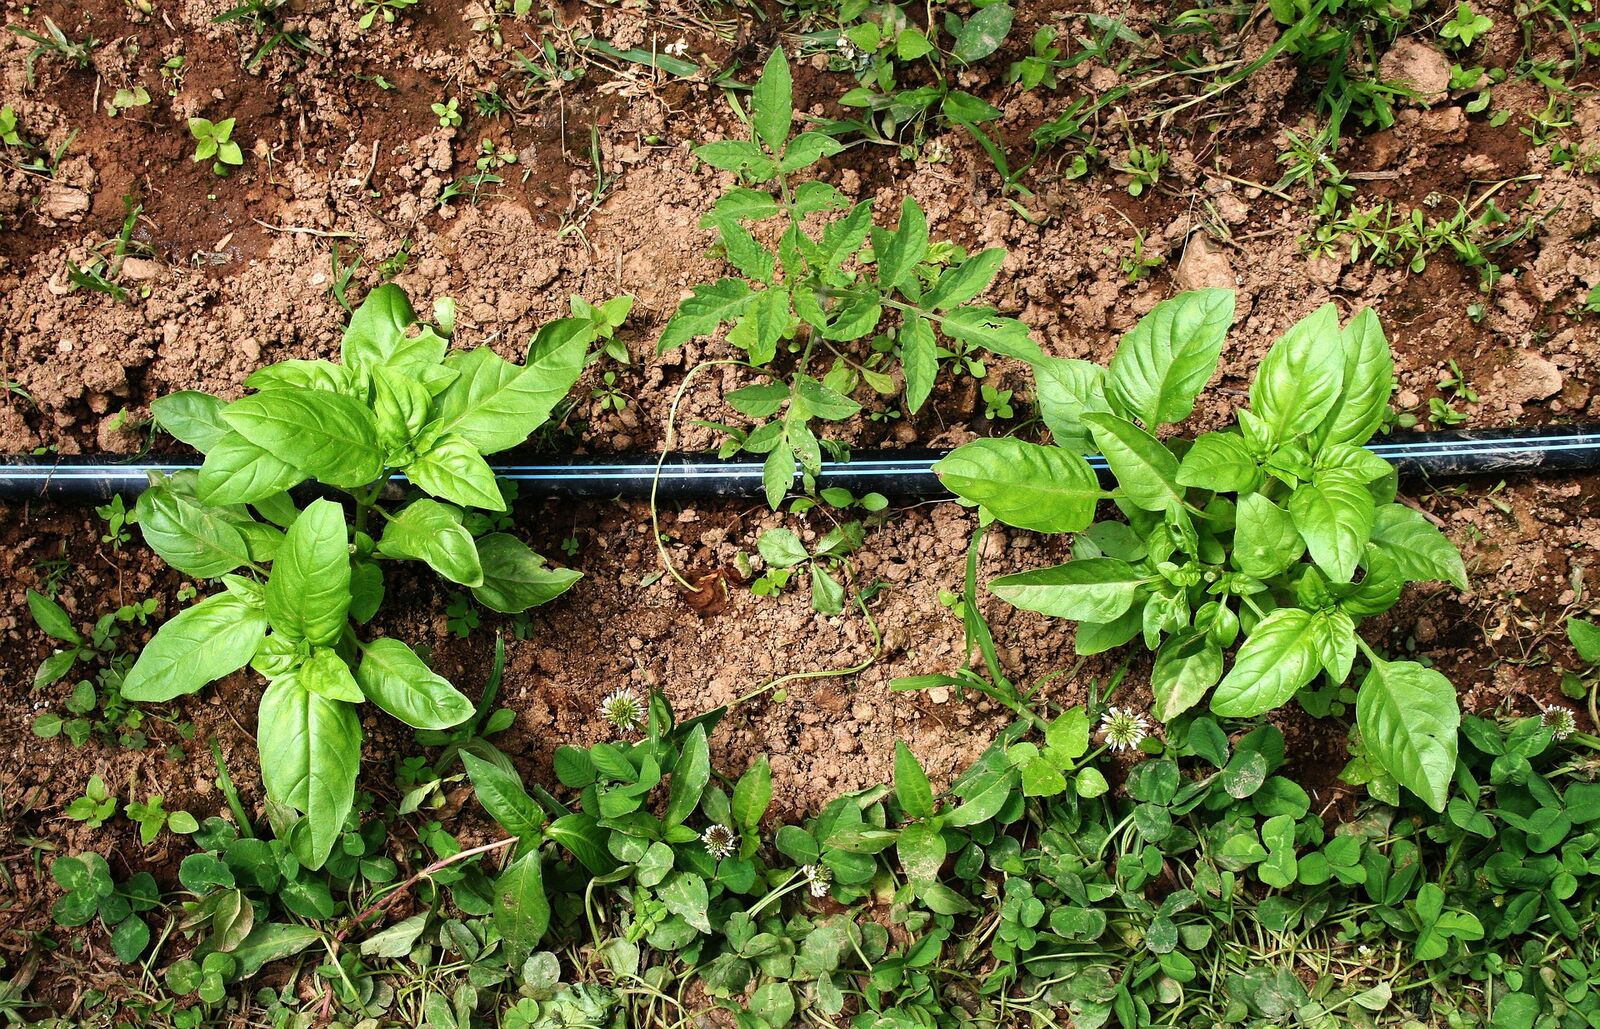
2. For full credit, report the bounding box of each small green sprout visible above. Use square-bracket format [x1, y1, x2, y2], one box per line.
[432, 97, 462, 128]
[188, 117, 244, 176]
[358, 0, 418, 29]
[1441, 3, 1493, 47]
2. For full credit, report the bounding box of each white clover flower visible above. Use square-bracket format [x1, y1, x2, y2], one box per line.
[836, 37, 861, 62]
[702, 823, 737, 859]
[600, 688, 645, 733]
[1099, 706, 1149, 752]
[1542, 705, 1577, 742]
[802, 863, 832, 897]
[664, 38, 688, 57]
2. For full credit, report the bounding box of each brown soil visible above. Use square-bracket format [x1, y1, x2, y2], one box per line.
[3, 0, 1600, 1012]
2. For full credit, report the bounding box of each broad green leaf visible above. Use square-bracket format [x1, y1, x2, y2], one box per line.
[664, 725, 710, 827]
[298, 647, 363, 703]
[952, 2, 1014, 62]
[356, 638, 474, 730]
[894, 741, 935, 819]
[135, 480, 253, 578]
[750, 48, 792, 152]
[793, 374, 861, 421]
[405, 434, 504, 511]
[546, 813, 616, 875]
[925, 249, 1005, 310]
[901, 315, 938, 414]
[244, 359, 354, 394]
[1369, 504, 1467, 590]
[732, 756, 772, 833]
[1316, 307, 1393, 450]
[1034, 357, 1111, 453]
[197, 432, 305, 506]
[659, 873, 710, 933]
[431, 329, 589, 455]
[1233, 493, 1303, 578]
[1312, 608, 1357, 682]
[1107, 288, 1234, 430]
[1569, 618, 1600, 666]
[1210, 608, 1322, 717]
[1289, 468, 1375, 584]
[122, 593, 268, 702]
[939, 307, 1044, 363]
[461, 751, 541, 839]
[471, 534, 580, 613]
[1247, 305, 1344, 446]
[258, 674, 361, 869]
[341, 284, 447, 374]
[874, 198, 929, 291]
[762, 446, 795, 510]
[658, 279, 754, 352]
[1151, 631, 1224, 721]
[1356, 658, 1459, 812]
[1083, 413, 1185, 512]
[494, 851, 550, 967]
[223, 391, 384, 489]
[1176, 431, 1261, 492]
[377, 499, 483, 587]
[991, 558, 1146, 622]
[693, 139, 776, 178]
[819, 202, 874, 271]
[370, 365, 431, 450]
[26, 589, 80, 644]
[934, 439, 1101, 533]
[265, 499, 350, 646]
[151, 391, 229, 453]
[757, 527, 809, 568]
[231, 923, 320, 978]
[820, 291, 881, 342]
[897, 822, 946, 883]
[727, 287, 790, 363]
[779, 131, 843, 173]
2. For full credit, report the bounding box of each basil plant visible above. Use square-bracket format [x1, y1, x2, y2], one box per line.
[123, 284, 618, 866]
[936, 288, 1470, 811]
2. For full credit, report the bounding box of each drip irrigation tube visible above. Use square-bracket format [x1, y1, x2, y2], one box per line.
[1, 426, 1597, 502]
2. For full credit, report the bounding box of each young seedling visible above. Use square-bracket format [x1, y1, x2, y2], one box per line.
[936, 289, 1470, 811]
[662, 48, 1041, 510]
[64, 775, 117, 828]
[357, 0, 418, 29]
[432, 97, 463, 128]
[188, 117, 244, 176]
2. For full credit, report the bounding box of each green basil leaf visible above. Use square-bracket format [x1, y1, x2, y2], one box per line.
[298, 647, 363, 703]
[244, 359, 355, 394]
[151, 391, 230, 453]
[1289, 468, 1376, 584]
[1034, 357, 1111, 454]
[874, 198, 929, 291]
[934, 439, 1101, 533]
[1107, 288, 1234, 430]
[1356, 658, 1459, 812]
[197, 432, 306, 506]
[356, 638, 474, 730]
[341, 284, 447, 374]
[1083, 412, 1184, 513]
[1210, 608, 1322, 717]
[1176, 431, 1261, 492]
[265, 499, 351, 646]
[430, 327, 591, 455]
[1316, 307, 1394, 450]
[376, 499, 483, 587]
[257, 674, 361, 869]
[122, 593, 268, 702]
[1369, 504, 1468, 590]
[223, 391, 384, 489]
[1233, 493, 1303, 578]
[1151, 631, 1223, 722]
[1247, 304, 1344, 446]
[135, 479, 253, 578]
[750, 47, 793, 152]
[405, 433, 504, 511]
[26, 589, 81, 644]
[658, 278, 754, 352]
[471, 534, 580, 613]
[370, 366, 432, 450]
[990, 558, 1146, 622]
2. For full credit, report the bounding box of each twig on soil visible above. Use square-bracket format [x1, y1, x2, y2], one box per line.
[250, 219, 356, 239]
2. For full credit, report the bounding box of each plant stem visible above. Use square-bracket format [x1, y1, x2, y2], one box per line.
[334, 836, 517, 943]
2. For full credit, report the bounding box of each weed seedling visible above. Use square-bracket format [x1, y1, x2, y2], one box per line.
[357, 0, 418, 29]
[188, 117, 244, 176]
[432, 97, 463, 128]
[7, 17, 97, 85]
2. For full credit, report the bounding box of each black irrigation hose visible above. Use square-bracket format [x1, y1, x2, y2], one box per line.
[1, 426, 1598, 503]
